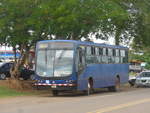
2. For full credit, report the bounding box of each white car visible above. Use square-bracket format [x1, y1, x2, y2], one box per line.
[135, 71, 150, 87]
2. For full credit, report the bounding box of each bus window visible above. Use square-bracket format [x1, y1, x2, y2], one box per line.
[36, 49, 74, 77]
[99, 48, 103, 55]
[125, 50, 128, 63]
[116, 49, 119, 56]
[102, 56, 108, 63]
[108, 48, 112, 56]
[115, 49, 120, 63]
[115, 57, 120, 63]
[103, 48, 106, 56]
[108, 48, 112, 63]
[113, 49, 116, 56]
[95, 47, 99, 55]
[120, 50, 125, 63]
[91, 47, 95, 55]
[86, 46, 97, 64]
[106, 48, 108, 56]
[120, 50, 125, 57]
[86, 46, 91, 55]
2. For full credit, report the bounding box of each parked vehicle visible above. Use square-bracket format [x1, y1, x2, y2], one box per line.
[129, 60, 142, 73]
[135, 71, 150, 87]
[128, 76, 136, 86]
[20, 67, 35, 80]
[0, 62, 34, 80]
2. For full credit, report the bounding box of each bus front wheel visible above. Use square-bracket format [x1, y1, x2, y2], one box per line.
[86, 78, 93, 95]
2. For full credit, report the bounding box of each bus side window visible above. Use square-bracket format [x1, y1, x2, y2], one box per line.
[86, 46, 91, 55]
[115, 49, 120, 63]
[86, 46, 93, 64]
[125, 50, 128, 63]
[108, 48, 112, 63]
[91, 47, 95, 55]
[102, 48, 108, 63]
[95, 47, 100, 63]
[120, 50, 126, 63]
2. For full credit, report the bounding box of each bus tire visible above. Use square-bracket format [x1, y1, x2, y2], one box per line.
[52, 90, 59, 96]
[108, 77, 120, 92]
[114, 76, 120, 91]
[87, 78, 93, 95]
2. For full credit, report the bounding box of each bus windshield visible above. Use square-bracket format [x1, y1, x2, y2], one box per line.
[36, 49, 74, 77]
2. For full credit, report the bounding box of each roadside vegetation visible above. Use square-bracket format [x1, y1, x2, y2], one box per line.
[0, 85, 30, 98]
[0, 80, 32, 98]
[129, 48, 150, 70]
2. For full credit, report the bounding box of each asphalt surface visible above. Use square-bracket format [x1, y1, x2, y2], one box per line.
[0, 87, 150, 113]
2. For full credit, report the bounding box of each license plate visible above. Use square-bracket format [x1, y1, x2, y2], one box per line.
[51, 85, 57, 88]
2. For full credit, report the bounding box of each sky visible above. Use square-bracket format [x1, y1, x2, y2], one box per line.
[0, 39, 115, 51]
[93, 37, 115, 45]
[0, 38, 115, 51]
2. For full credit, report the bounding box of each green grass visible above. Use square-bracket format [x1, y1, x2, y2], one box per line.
[0, 86, 30, 98]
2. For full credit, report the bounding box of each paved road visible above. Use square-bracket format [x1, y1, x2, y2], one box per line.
[0, 88, 150, 113]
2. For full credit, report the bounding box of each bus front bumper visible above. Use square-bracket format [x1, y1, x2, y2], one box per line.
[34, 83, 77, 91]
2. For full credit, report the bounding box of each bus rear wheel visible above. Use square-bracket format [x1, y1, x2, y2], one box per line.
[52, 90, 59, 96]
[108, 77, 120, 92]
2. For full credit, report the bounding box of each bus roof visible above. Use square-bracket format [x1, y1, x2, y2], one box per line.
[38, 40, 128, 49]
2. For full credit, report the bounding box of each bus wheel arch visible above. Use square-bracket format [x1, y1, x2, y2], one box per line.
[108, 75, 120, 92]
[116, 75, 120, 81]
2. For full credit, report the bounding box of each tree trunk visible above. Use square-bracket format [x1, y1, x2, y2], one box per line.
[13, 46, 17, 63]
[10, 44, 30, 80]
[115, 28, 121, 45]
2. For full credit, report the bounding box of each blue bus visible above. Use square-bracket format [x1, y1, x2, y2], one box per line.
[35, 40, 129, 96]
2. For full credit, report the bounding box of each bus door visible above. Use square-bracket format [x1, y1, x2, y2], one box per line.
[78, 47, 86, 74]
[77, 47, 86, 90]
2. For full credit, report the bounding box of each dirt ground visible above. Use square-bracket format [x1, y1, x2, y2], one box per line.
[0, 80, 136, 95]
[0, 80, 53, 97]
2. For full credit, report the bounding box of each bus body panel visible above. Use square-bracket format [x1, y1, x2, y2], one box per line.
[77, 64, 129, 91]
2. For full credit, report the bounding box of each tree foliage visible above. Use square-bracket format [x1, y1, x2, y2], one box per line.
[128, 0, 150, 48]
[0, 0, 150, 78]
[0, 0, 131, 43]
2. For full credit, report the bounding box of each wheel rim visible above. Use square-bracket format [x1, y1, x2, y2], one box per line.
[0, 74, 6, 80]
[87, 82, 91, 95]
[87, 80, 93, 95]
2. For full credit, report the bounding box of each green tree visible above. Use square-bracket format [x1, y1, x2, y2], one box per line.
[0, 0, 43, 79]
[0, 0, 133, 79]
[129, 0, 150, 48]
